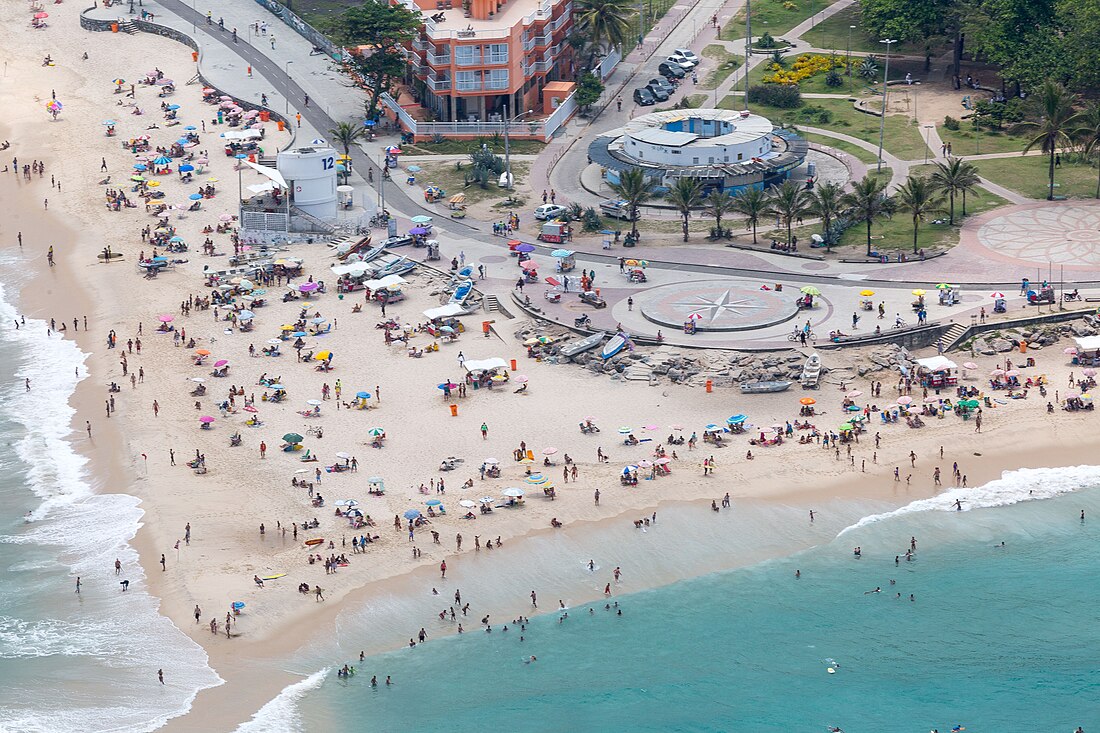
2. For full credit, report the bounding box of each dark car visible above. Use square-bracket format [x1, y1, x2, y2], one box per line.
[648, 77, 675, 96]
[633, 87, 657, 106]
[658, 62, 686, 79]
[645, 83, 670, 102]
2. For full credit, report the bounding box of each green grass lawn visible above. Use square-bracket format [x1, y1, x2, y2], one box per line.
[721, 95, 928, 160]
[936, 124, 1031, 157]
[417, 161, 531, 205]
[800, 4, 948, 56]
[971, 156, 1100, 200]
[698, 45, 744, 90]
[722, 0, 843, 39]
[798, 131, 879, 164]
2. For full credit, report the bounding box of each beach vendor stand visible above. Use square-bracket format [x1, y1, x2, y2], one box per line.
[424, 185, 445, 203]
[915, 356, 958, 390]
[537, 220, 571, 243]
[551, 249, 576, 273]
[859, 289, 875, 311]
[423, 304, 467, 338]
[1073, 336, 1100, 366]
[463, 358, 509, 390]
[991, 291, 1007, 313]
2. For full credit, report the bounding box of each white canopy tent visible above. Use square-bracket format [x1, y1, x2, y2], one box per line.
[222, 129, 264, 141]
[1074, 336, 1100, 351]
[363, 274, 407, 290]
[424, 304, 468, 320]
[243, 160, 289, 189]
[463, 357, 508, 374]
[330, 262, 374, 277]
[915, 356, 958, 372]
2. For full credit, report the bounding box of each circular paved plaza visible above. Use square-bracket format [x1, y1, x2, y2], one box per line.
[638, 280, 799, 331]
[977, 205, 1100, 266]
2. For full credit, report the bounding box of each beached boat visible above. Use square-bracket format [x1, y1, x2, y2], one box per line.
[449, 280, 474, 305]
[358, 244, 386, 263]
[378, 234, 413, 248]
[800, 353, 821, 389]
[376, 256, 416, 277]
[335, 235, 372, 260]
[601, 333, 628, 360]
[739, 380, 793, 394]
[559, 332, 605, 358]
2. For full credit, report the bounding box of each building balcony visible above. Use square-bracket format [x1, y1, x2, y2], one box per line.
[427, 74, 453, 91]
[455, 80, 484, 91]
[427, 52, 452, 65]
[530, 33, 551, 47]
[409, 0, 570, 41]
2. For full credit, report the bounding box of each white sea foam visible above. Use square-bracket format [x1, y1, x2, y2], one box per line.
[839, 464, 1100, 535]
[234, 669, 330, 733]
[0, 283, 222, 731]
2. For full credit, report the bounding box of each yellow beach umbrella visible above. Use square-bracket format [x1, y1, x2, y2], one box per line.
[860, 289, 875, 297]
[315, 350, 332, 361]
[280, 324, 295, 331]
[912, 289, 927, 296]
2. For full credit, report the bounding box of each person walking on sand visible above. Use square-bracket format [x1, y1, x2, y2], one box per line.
[194, 605, 202, 623]
[259, 441, 266, 458]
[440, 560, 447, 579]
[481, 422, 488, 440]
[315, 585, 324, 601]
[158, 669, 164, 685]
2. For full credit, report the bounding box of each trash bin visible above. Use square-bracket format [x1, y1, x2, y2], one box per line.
[510, 359, 517, 371]
[111, 23, 119, 32]
[449, 404, 458, 416]
[260, 110, 270, 122]
[276, 120, 285, 131]
[192, 51, 199, 62]
[706, 380, 713, 393]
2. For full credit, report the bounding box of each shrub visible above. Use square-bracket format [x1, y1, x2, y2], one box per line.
[431, 133, 446, 144]
[764, 53, 843, 84]
[782, 1, 797, 8]
[825, 69, 843, 87]
[758, 31, 776, 49]
[943, 115, 960, 131]
[857, 55, 879, 81]
[747, 84, 802, 108]
[582, 207, 603, 232]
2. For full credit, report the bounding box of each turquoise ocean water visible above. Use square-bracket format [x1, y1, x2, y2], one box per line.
[0, 275, 220, 732]
[244, 465, 1100, 733]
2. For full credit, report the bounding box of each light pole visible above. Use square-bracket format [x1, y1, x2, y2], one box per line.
[875, 38, 896, 173]
[503, 102, 532, 189]
[284, 61, 293, 116]
[743, 0, 751, 111]
[923, 124, 933, 164]
[847, 25, 855, 93]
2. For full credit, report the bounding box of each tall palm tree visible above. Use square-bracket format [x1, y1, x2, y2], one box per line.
[929, 157, 980, 223]
[575, 0, 633, 66]
[329, 121, 365, 158]
[703, 190, 736, 237]
[729, 186, 768, 243]
[1073, 101, 1100, 199]
[807, 181, 843, 252]
[841, 174, 895, 257]
[608, 168, 655, 238]
[1012, 80, 1080, 201]
[766, 179, 812, 246]
[665, 178, 704, 242]
[895, 175, 945, 254]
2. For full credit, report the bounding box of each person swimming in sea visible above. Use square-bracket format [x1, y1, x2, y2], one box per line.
[864, 587, 881, 594]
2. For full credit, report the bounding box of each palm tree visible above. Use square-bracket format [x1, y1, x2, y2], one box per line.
[929, 157, 980, 223]
[608, 168, 655, 238]
[895, 175, 945, 254]
[729, 187, 768, 243]
[841, 174, 895, 257]
[703, 190, 735, 237]
[1073, 101, 1100, 199]
[766, 179, 811, 246]
[575, 0, 633, 67]
[328, 121, 365, 159]
[665, 178, 704, 242]
[807, 181, 843, 252]
[1013, 80, 1080, 201]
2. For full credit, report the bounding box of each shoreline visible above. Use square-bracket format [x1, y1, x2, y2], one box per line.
[4, 3, 1100, 731]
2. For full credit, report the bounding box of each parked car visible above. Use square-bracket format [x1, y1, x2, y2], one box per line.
[658, 62, 687, 79]
[648, 77, 675, 96]
[670, 49, 700, 66]
[664, 55, 696, 70]
[534, 203, 568, 221]
[645, 83, 670, 102]
[633, 87, 657, 106]
[599, 199, 640, 221]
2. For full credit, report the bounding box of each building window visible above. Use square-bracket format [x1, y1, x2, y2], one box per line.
[737, 152, 743, 161]
[456, 70, 480, 90]
[708, 157, 714, 163]
[693, 157, 699, 164]
[487, 69, 509, 89]
[488, 43, 509, 64]
[455, 46, 480, 66]
[670, 149, 681, 154]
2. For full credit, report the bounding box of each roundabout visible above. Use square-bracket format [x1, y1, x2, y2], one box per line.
[638, 280, 801, 332]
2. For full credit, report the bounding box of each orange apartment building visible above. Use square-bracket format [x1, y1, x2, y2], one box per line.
[396, 0, 576, 133]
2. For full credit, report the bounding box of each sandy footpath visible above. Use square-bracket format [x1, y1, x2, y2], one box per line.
[3, 3, 1099, 730]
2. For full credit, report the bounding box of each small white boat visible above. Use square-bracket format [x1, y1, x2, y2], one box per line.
[800, 353, 821, 389]
[560, 332, 605, 357]
[601, 333, 627, 360]
[740, 380, 793, 394]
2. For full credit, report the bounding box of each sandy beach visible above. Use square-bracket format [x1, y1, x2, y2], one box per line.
[5, 3, 1100, 730]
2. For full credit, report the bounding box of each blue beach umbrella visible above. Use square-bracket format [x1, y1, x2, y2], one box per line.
[189, 193, 203, 200]
[727, 414, 747, 424]
[176, 138, 190, 145]
[184, 125, 197, 130]
[102, 119, 116, 126]
[133, 164, 147, 171]
[179, 164, 195, 172]
[362, 119, 376, 127]
[154, 156, 172, 165]
[166, 104, 181, 110]
[269, 383, 285, 390]
[356, 391, 371, 399]
[291, 331, 308, 338]
[425, 499, 442, 506]
[403, 509, 421, 520]
[235, 153, 248, 159]
[704, 423, 721, 431]
[410, 215, 432, 224]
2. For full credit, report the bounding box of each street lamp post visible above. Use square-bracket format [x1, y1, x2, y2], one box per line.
[876, 38, 896, 173]
[284, 60, 293, 116]
[923, 124, 933, 164]
[503, 102, 533, 189]
[744, 0, 752, 111]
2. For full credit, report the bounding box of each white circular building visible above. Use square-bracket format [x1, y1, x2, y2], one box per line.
[589, 108, 807, 193]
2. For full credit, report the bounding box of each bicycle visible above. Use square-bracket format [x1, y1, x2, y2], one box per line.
[788, 329, 815, 342]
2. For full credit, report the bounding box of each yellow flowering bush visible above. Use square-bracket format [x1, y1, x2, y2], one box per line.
[763, 54, 843, 85]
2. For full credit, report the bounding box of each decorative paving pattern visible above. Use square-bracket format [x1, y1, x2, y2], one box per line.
[639, 280, 799, 331]
[480, 255, 508, 264]
[977, 206, 1100, 266]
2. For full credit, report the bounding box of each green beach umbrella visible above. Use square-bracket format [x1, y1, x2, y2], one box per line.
[282, 432, 303, 443]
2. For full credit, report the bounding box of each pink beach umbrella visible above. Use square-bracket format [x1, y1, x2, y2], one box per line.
[654, 457, 671, 465]
[846, 390, 863, 398]
[962, 362, 978, 370]
[1005, 369, 1019, 377]
[299, 282, 319, 293]
[1084, 368, 1097, 377]
[989, 292, 1005, 299]
[990, 368, 1005, 376]
[214, 359, 229, 367]
[1066, 391, 1080, 399]
[158, 314, 174, 323]
[897, 396, 913, 406]
[542, 447, 558, 456]
[1064, 347, 1078, 355]
[199, 416, 215, 423]
[637, 459, 653, 468]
